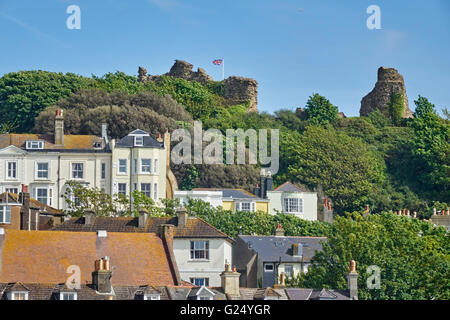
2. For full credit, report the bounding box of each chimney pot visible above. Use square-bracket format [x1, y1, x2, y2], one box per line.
[275, 223, 285, 237]
[221, 264, 241, 296]
[92, 258, 112, 293]
[54, 109, 65, 146]
[85, 210, 94, 225]
[347, 260, 358, 300]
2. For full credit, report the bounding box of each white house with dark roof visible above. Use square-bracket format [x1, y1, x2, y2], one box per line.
[267, 181, 318, 220]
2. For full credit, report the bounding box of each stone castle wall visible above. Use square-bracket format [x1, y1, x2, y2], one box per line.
[138, 60, 258, 112]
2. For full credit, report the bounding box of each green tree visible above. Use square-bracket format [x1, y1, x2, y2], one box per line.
[179, 165, 199, 190]
[388, 92, 405, 126]
[290, 212, 450, 300]
[279, 126, 386, 213]
[304, 93, 339, 126]
[409, 96, 450, 201]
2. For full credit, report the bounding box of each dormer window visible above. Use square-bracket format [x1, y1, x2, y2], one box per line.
[60, 292, 77, 300]
[9, 291, 29, 300]
[143, 294, 160, 300]
[135, 136, 144, 146]
[26, 140, 44, 150]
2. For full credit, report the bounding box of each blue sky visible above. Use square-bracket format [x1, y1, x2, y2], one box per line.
[0, 0, 449, 116]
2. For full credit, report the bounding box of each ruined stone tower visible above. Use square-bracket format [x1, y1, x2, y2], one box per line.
[360, 67, 413, 118]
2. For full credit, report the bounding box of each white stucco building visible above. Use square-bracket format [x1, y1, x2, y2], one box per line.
[266, 182, 318, 221]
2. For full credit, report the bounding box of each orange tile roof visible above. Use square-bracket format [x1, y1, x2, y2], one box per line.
[0, 229, 176, 286]
[0, 134, 103, 150]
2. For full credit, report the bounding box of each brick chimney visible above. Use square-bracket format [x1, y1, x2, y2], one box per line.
[275, 223, 285, 237]
[54, 109, 64, 146]
[274, 272, 286, 289]
[19, 186, 33, 230]
[84, 210, 94, 225]
[159, 224, 181, 285]
[177, 207, 188, 229]
[138, 209, 148, 228]
[163, 129, 171, 168]
[259, 169, 266, 198]
[264, 170, 273, 198]
[347, 260, 358, 300]
[221, 263, 241, 297]
[92, 256, 112, 293]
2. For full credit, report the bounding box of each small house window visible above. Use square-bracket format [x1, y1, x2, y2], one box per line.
[36, 188, 51, 205]
[10, 291, 28, 300]
[190, 278, 210, 287]
[36, 162, 49, 179]
[264, 263, 274, 272]
[7, 161, 17, 179]
[141, 159, 152, 173]
[190, 240, 209, 260]
[118, 159, 127, 174]
[0, 206, 11, 224]
[135, 136, 144, 146]
[26, 141, 44, 150]
[60, 292, 77, 300]
[141, 183, 151, 198]
[143, 294, 160, 300]
[72, 163, 84, 179]
[284, 198, 303, 213]
[284, 265, 294, 278]
[118, 183, 127, 196]
[101, 163, 106, 180]
[5, 187, 18, 194]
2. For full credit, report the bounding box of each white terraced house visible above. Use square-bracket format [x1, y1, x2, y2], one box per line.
[0, 109, 177, 210]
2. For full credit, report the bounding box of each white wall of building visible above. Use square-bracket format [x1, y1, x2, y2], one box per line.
[173, 238, 232, 287]
[267, 191, 318, 221]
[174, 190, 223, 208]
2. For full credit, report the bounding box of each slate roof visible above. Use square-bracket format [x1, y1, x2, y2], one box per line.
[115, 130, 163, 148]
[238, 235, 327, 263]
[192, 188, 268, 201]
[0, 192, 63, 215]
[285, 288, 350, 300]
[0, 134, 106, 151]
[0, 229, 177, 286]
[0, 283, 173, 300]
[274, 182, 309, 193]
[52, 216, 232, 241]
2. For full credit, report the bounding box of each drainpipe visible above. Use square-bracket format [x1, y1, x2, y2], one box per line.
[275, 257, 282, 286]
[57, 155, 61, 210]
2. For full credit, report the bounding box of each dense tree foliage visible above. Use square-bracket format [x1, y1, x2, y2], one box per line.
[304, 93, 339, 126]
[289, 212, 450, 300]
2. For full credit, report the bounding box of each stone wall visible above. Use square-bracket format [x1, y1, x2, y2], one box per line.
[360, 67, 413, 118]
[138, 60, 258, 112]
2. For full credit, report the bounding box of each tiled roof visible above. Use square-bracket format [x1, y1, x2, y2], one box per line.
[52, 216, 232, 241]
[0, 229, 177, 286]
[285, 288, 350, 300]
[274, 182, 309, 193]
[0, 134, 105, 151]
[0, 192, 63, 215]
[238, 235, 327, 262]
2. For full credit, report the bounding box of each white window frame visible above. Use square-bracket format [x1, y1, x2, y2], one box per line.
[141, 159, 152, 174]
[235, 201, 255, 212]
[284, 264, 294, 278]
[60, 292, 77, 300]
[5, 187, 19, 194]
[154, 159, 158, 174]
[71, 163, 84, 180]
[6, 160, 17, 179]
[143, 294, 160, 300]
[190, 278, 210, 287]
[190, 240, 210, 260]
[35, 161, 49, 180]
[118, 159, 127, 174]
[101, 162, 106, 180]
[118, 183, 127, 196]
[9, 291, 29, 300]
[140, 183, 152, 198]
[35, 187, 52, 206]
[0, 205, 12, 224]
[284, 198, 303, 214]
[26, 140, 44, 150]
[134, 136, 144, 146]
[264, 263, 274, 272]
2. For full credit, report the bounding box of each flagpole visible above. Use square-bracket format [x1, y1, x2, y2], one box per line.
[222, 58, 225, 80]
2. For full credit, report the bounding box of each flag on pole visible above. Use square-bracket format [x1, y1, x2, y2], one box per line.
[212, 59, 223, 65]
[212, 58, 225, 80]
